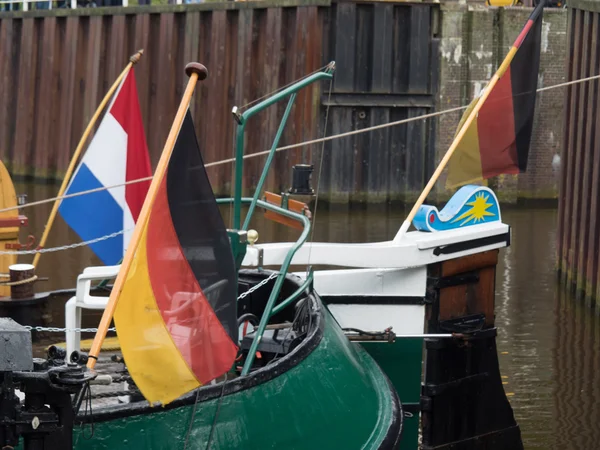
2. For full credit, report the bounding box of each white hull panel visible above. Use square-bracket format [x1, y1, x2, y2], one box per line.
[327, 304, 425, 335]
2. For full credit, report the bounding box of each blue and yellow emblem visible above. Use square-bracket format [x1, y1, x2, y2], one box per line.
[412, 185, 501, 232]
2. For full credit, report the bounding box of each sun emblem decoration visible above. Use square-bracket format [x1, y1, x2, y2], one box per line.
[451, 192, 495, 226]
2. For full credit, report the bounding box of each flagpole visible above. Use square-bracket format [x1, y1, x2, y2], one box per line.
[86, 62, 208, 370]
[392, 2, 544, 244]
[32, 49, 145, 269]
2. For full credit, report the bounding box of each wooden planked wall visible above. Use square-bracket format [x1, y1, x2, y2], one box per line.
[558, 2, 600, 304]
[319, 1, 438, 204]
[0, 2, 328, 197]
[0, 0, 439, 204]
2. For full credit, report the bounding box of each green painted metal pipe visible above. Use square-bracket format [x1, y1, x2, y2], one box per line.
[232, 70, 333, 230]
[218, 197, 311, 374]
[242, 93, 297, 231]
[219, 197, 311, 375]
[240, 72, 332, 120]
[271, 268, 314, 316]
[217, 197, 311, 227]
[241, 215, 310, 375]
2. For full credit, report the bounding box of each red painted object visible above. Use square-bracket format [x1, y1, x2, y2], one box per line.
[0, 215, 28, 228]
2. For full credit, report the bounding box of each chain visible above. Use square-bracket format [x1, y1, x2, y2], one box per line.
[24, 325, 115, 333]
[19, 274, 279, 331]
[25, 273, 280, 331]
[0, 229, 131, 255]
[22, 275, 279, 331]
[237, 272, 279, 300]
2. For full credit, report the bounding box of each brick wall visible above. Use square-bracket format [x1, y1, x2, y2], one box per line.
[435, 5, 567, 204]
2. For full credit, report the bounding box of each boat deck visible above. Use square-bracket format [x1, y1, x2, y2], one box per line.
[87, 353, 136, 408]
[79, 352, 233, 410]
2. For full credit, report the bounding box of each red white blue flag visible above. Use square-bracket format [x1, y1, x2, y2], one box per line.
[59, 68, 152, 265]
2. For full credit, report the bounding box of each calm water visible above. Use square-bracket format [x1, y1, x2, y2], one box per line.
[14, 182, 600, 449]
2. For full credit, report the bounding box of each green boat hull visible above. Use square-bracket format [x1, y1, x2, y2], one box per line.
[69, 298, 402, 449]
[361, 338, 423, 450]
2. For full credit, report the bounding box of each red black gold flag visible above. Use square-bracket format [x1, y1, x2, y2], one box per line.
[446, 1, 545, 189]
[113, 111, 238, 405]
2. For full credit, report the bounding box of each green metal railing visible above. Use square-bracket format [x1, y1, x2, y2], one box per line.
[241, 93, 296, 232]
[232, 66, 334, 231]
[217, 197, 314, 375]
[217, 64, 334, 375]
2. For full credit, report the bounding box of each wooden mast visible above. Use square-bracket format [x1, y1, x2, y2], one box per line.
[392, 0, 545, 243]
[86, 62, 208, 369]
[32, 49, 144, 269]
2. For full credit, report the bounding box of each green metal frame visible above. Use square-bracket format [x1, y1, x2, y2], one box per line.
[219, 64, 334, 375]
[217, 197, 313, 375]
[92, 66, 333, 379]
[231, 67, 334, 231]
[242, 93, 297, 231]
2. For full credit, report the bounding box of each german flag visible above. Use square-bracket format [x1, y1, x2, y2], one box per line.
[113, 111, 238, 405]
[445, 1, 545, 189]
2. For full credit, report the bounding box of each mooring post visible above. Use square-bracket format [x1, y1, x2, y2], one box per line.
[8, 263, 36, 300]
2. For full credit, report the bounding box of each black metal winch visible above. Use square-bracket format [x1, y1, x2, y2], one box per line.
[0, 318, 96, 450]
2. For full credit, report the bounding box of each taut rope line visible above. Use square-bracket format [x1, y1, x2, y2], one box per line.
[0, 73, 595, 216]
[237, 63, 331, 111]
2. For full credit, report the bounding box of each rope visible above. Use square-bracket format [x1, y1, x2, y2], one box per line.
[111, 375, 133, 383]
[76, 382, 94, 441]
[0, 73, 596, 217]
[91, 389, 139, 400]
[306, 78, 333, 276]
[208, 73, 600, 166]
[203, 374, 228, 450]
[0, 275, 37, 286]
[184, 388, 202, 450]
[236, 64, 331, 111]
[0, 178, 154, 215]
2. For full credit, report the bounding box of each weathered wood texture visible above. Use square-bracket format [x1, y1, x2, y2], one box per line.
[436, 250, 498, 327]
[557, 4, 600, 304]
[319, 2, 439, 204]
[0, 0, 439, 204]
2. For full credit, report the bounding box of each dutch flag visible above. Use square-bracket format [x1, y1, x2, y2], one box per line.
[58, 68, 152, 266]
